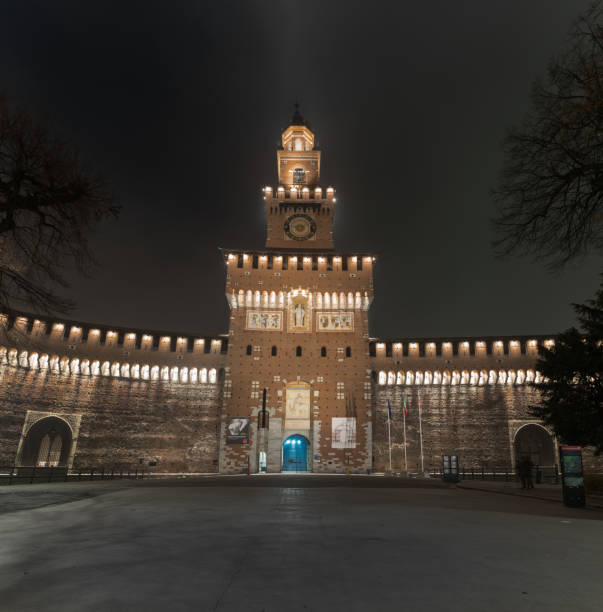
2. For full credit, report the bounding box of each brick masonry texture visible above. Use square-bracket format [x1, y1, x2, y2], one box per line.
[373, 385, 541, 472]
[0, 363, 221, 472]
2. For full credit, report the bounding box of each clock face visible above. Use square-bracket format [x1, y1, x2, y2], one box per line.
[284, 214, 316, 241]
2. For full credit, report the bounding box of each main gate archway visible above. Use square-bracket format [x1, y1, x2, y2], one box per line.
[282, 434, 309, 472]
[514, 424, 555, 466]
[19, 416, 73, 467]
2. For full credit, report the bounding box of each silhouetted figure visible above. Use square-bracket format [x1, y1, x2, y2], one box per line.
[517, 456, 534, 489]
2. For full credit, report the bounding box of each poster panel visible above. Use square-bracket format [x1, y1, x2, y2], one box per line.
[332, 417, 356, 448]
[226, 417, 250, 444]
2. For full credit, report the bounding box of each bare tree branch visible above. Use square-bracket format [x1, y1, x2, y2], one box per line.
[0, 94, 119, 320]
[493, 1, 603, 269]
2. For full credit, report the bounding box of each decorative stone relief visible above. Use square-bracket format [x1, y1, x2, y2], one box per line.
[316, 311, 353, 331]
[246, 311, 282, 330]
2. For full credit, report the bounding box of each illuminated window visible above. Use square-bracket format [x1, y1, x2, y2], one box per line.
[293, 168, 305, 183]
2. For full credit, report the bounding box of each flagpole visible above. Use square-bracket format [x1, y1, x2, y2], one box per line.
[418, 393, 424, 474]
[387, 399, 392, 473]
[403, 394, 408, 476]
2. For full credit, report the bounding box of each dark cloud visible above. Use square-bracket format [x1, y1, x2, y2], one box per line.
[1, 0, 600, 337]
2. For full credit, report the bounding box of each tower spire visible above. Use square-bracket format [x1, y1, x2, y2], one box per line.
[290, 102, 309, 128]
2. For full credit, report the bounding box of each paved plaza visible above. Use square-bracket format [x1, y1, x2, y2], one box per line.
[1, 476, 602, 611]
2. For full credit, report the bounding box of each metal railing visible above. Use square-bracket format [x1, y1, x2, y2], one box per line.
[430, 465, 560, 484]
[0, 466, 146, 486]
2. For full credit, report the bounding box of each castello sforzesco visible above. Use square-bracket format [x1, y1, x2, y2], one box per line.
[1, 108, 597, 476]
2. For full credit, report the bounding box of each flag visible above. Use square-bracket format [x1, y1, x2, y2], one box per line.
[402, 394, 407, 417]
[418, 394, 422, 413]
[387, 399, 392, 421]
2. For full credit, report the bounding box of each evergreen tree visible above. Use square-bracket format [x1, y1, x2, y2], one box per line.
[533, 281, 603, 452]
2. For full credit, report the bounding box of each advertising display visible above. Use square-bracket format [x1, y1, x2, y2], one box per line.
[559, 445, 585, 507]
[332, 418, 356, 448]
[226, 417, 250, 444]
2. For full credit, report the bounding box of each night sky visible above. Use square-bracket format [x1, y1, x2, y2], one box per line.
[1, 1, 600, 339]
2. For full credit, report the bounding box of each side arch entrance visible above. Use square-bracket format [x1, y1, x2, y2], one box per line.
[514, 424, 555, 466]
[20, 416, 73, 467]
[282, 435, 310, 472]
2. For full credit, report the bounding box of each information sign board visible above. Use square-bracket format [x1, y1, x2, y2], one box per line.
[559, 445, 585, 508]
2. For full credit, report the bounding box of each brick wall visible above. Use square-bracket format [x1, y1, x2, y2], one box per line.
[0, 363, 221, 472]
[373, 384, 603, 474]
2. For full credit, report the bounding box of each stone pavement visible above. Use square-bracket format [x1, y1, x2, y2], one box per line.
[1, 477, 603, 611]
[457, 480, 603, 508]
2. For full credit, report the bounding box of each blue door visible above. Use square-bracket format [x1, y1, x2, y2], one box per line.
[282, 435, 308, 472]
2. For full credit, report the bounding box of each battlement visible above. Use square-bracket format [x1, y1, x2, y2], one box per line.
[263, 185, 335, 201]
[222, 249, 376, 310]
[369, 335, 556, 387]
[369, 336, 554, 359]
[0, 312, 228, 385]
[222, 249, 376, 270]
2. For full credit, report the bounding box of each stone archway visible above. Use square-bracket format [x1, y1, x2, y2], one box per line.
[514, 424, 555, 466]
[19, 416, 73, 467]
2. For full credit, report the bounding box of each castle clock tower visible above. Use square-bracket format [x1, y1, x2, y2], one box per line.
[220, 107, 375, 475]
[265, 105, 335, 251]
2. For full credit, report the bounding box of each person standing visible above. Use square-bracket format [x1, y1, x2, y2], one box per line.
[518, 456, 534, 489]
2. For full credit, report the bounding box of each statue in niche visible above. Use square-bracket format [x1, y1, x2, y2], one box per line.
[294, 302, 306, 327]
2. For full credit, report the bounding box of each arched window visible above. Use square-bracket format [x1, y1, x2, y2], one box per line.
[296, 346, 302, 357]
[345, 346, 351, 358]
[271, 345, 277, 356]
[246, 345, 252, 356]
[321, 346, 327, 357]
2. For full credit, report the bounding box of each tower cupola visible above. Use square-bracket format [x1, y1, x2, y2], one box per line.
[277, 104, 321, 188]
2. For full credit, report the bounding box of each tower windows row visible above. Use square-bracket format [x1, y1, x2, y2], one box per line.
[376, 368, 542, 386]
[0, 346, 221, 385]
[236, 289, 370, 310]
[245, 345, 352, 358]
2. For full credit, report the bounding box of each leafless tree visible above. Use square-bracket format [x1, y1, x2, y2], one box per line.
[0, 95, 119, 322]
[493, 1, 603, 269]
